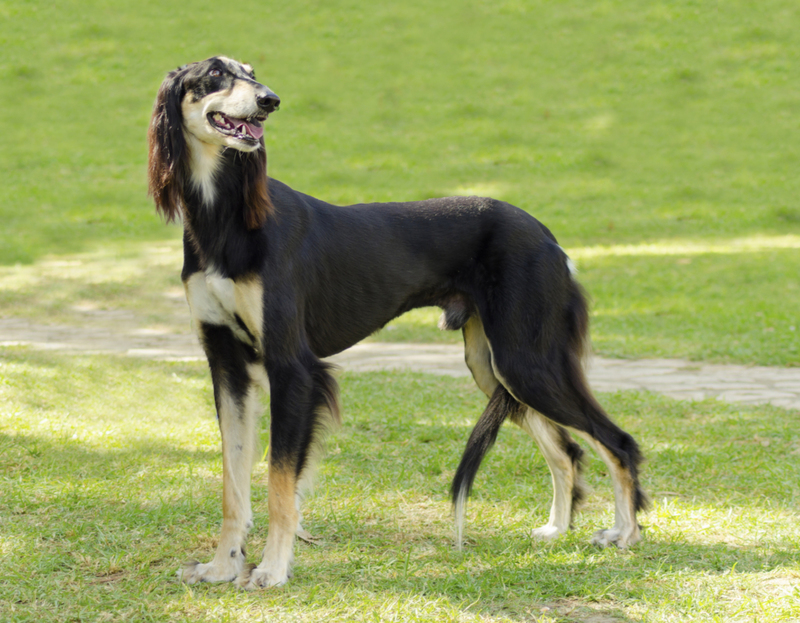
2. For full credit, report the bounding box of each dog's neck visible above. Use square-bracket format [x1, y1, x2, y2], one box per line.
[185, 133, 224, 207]
[181, 137, 267, 277]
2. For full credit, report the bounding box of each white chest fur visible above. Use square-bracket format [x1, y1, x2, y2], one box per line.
[184, 270, 264, 348]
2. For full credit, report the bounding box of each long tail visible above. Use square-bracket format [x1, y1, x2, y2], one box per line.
[451, 385, 522, 549]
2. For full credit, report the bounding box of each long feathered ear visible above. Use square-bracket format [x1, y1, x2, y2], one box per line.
[148, 70, 187, 223]
[241, 144, 273, 230]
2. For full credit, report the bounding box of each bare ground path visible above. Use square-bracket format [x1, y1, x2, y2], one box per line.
[1, 316, 799, 411]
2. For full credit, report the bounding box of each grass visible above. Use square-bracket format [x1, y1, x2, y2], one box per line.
[375, 236, 800, 366]
[3, 5, 799, 617]
[3, 238, 799, 366]
[1, 348, 799, 622]
[2, 0, 800, 364]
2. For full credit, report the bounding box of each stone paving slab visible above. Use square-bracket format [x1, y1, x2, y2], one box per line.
[1, 317, 798, 412]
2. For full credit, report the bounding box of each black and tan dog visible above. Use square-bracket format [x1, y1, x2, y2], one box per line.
[148, 56, 647, 589]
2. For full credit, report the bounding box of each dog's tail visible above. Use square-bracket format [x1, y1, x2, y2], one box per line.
[451, 385, 522, 550]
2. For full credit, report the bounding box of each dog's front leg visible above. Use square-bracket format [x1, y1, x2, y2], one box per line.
[181, 326, 262, 584]
[237, 361, 317, 589]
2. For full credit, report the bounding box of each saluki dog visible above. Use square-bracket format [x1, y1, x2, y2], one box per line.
[148, 56, 648, 589]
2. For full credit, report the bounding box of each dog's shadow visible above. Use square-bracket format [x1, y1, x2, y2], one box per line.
[290, 531, 796, 622]
[3, 430, 797, 621]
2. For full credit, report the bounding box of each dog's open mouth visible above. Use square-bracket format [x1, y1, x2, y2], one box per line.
[208, 112, 265, 142]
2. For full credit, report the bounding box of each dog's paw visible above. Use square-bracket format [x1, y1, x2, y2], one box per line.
[236, 562, 292, 590]
[591, 527, 640, 549]
[178, 560, 240, 584]
[531, 524, 566, 541]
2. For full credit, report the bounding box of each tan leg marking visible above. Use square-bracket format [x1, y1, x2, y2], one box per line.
[453, 316, 500, 546]
[463, 316, 499, 398]
[237, 463, 298, 589]
[516, 409, 577, 541]
[181, 384, 261, 583]
[574, 431, 640, 548]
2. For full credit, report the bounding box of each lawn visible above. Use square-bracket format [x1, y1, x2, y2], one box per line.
[0, 349, 798, 622]
[2, 2, 800, 621]
[2, 0, 800, 364]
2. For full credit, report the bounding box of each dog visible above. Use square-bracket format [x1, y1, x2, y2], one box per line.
[147, 56, 648, 589]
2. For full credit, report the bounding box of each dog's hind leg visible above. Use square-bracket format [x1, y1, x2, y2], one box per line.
[238, 354, 340, 589]
[451, 316, 501, 548]
[573, 431, 645, 548]
[511, 409, 585, 540]
[485, 247, 647, 547]
[462, 315, 499, 398]
[457, 316, 584, 544]
[494, 312, 647, 548]
[181, 325, 263, 584]
[494, 359, 646, 548]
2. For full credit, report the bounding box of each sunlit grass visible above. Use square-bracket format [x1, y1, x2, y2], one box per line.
[0, 348, 798, 621]
[0, 240, 185, 329]
[3, 0, 800, 264]
[568, 234, 800, 260]
[2, 236, 799, 365]
[3, 0, 800, 369]
[373, 236, 800, 365]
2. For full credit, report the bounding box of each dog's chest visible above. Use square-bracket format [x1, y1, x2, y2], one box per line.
[184, 270, 264, 346]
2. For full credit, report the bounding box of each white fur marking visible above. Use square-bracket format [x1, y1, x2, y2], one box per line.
[566, 257, 578, 276]
[180, 371, 262, 584]
[185, 272, 229, 328]
[518, 409, 574, 539]
[557, 245, 578, 276]
[181, 81, 264, 155]
[185, 133, 222, 205]
[184, 270, 263, 348]
[454, 487, 468, 551]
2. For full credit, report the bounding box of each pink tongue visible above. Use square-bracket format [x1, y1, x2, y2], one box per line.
[235, 121, 264, 140]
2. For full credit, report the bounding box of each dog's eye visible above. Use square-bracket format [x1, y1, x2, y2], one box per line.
[209, 69, 222, 77]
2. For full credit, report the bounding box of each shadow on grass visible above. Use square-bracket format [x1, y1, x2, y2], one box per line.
[3, 375, 800, 621]
[0, 431, 219, 473]
[279, 531, 798, 621]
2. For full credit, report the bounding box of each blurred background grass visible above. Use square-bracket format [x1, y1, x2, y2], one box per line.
[2, 0, 799, 363]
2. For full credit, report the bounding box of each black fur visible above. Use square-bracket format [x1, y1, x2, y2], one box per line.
[201, 322, 259, 414]
[150, 58, 648, 586]
[451, 386, 523, 502]
[559, 427, 587, 522]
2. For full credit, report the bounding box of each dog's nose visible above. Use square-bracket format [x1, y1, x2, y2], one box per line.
[257, 92, 280, 113]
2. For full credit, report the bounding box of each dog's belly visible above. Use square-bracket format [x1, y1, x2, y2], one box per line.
[184, 270, 264, 348]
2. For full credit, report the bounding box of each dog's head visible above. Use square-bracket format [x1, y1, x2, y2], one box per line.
[148, 57, 279, 227]
[180, 57, 280, 152]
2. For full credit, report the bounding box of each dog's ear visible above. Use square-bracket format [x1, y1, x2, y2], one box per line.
[148, 69, 187, 223]
[241, 145, 273, 230]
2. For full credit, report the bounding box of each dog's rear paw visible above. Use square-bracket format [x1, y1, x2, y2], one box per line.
[591, 527, 640, 549]
[531, 524, 566, 541]
[178, 560, 239, 584]
[236, 562, 292, 590]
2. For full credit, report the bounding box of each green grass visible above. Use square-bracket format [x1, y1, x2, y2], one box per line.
[3, 238, 798, 366]
[375, 237, 800, 366]
[3, 0, 800, 365]
[4, 0, 800, 258]
[1, 348, 798, 621]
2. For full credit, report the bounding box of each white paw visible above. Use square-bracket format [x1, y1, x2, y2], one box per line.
[236, 563, 292, 590]
[531, 525, 566, 541]
[178, 559, 240, 584]
[591, 527, 640, 549]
